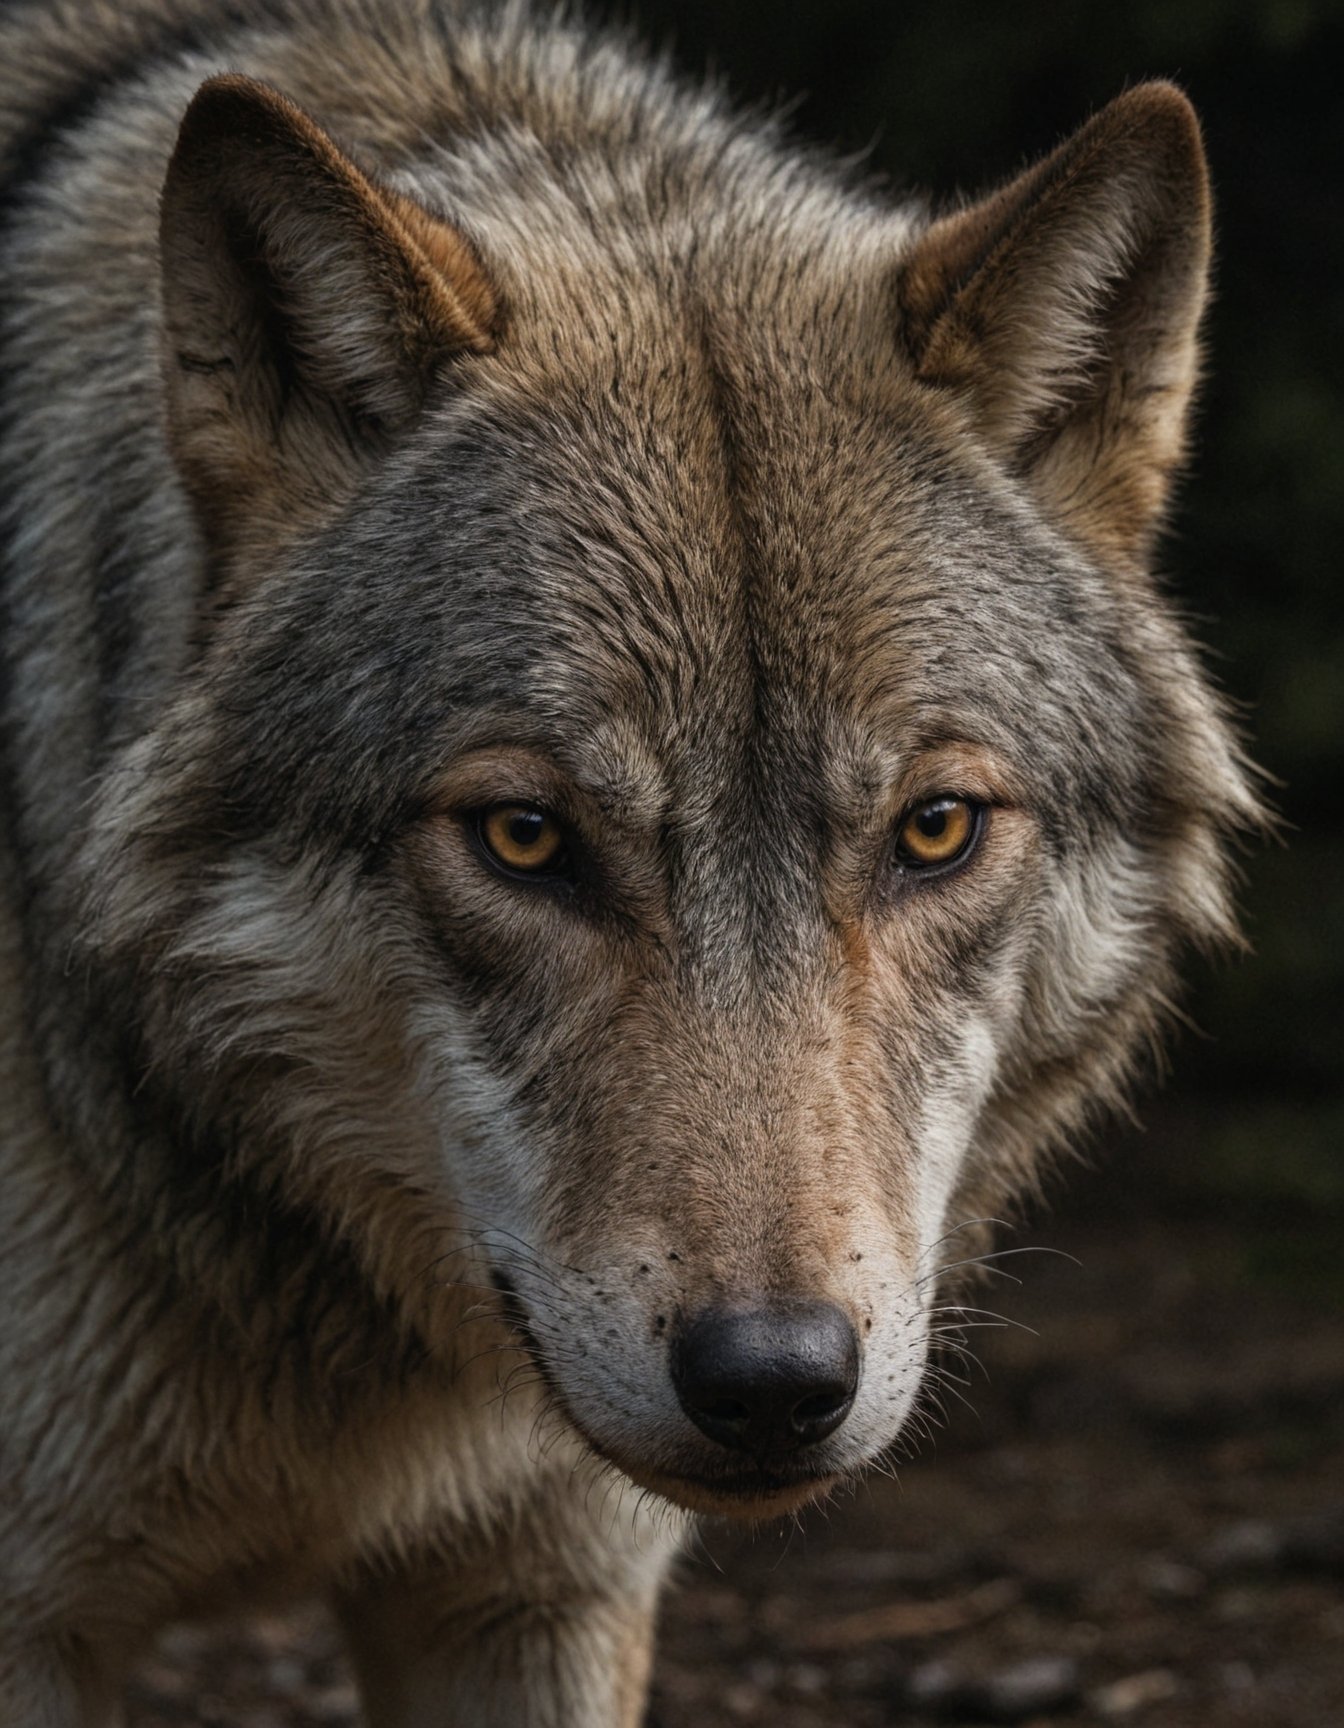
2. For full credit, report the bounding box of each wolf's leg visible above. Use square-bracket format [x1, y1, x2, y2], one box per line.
[334, 1523, 678, 1728]
[338, 1585, 657, 1728]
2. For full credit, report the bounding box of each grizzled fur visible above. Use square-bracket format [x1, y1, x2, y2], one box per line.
[1, 0, 1259, 1722]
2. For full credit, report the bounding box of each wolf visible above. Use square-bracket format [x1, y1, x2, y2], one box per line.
[0, 0, 1260, 1721]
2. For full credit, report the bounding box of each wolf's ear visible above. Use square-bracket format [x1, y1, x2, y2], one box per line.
[159, 75, 500, 560]
[898, 83, 1211, 566]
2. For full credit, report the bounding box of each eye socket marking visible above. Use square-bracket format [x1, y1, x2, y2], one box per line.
[893, 795, 982, 873]
[477, 804, 568, 875]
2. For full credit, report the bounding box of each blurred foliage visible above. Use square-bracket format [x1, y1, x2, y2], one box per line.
[600, 0, 1344, 1190]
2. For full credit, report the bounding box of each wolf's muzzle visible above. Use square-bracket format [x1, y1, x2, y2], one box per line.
[671, 1300, 859, 1456]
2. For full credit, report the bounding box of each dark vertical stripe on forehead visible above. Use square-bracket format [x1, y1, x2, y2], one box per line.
[675, 310, 832, 993]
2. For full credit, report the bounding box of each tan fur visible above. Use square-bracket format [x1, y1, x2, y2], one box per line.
[160, 74, 500, 569]
[0, 4, 1260, 1723]
[900, 83, 1212, 566]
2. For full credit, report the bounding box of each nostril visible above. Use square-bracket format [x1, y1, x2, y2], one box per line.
[703, 1397, 751, 1421]
[672, 1299, 860, 1456]
[792, 1390, 847, 1425]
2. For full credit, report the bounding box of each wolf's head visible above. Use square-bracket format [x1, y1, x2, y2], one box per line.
[84, 68, 1258, 1516]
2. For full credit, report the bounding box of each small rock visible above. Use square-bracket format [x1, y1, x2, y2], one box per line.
[265, 1655, 306, 1691]
[904, 1654, 1082, 1721]
[784, 1661, 827, 1695]
[1091, 1668, 1180, 1715]
[722, 1680, 763, 1719]
[1201, 1505, 1344, 1576]
[1139, 1556, 1206, 1600]
[1201, 1518, 1284, 1572]
[1218, 1661, 1257, 1693]
[905, 1659, 960, 1709]
[974, 1656, 1083, 1720]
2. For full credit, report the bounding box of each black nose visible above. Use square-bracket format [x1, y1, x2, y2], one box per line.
[672, 1300, 859, 1456]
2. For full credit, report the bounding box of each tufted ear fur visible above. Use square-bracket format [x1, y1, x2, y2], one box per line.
[159, 74, 501, 565]
[898, 83, 1212, 567]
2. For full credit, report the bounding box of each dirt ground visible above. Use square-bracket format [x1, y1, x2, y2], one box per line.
[125, 1141, 1344, 1728]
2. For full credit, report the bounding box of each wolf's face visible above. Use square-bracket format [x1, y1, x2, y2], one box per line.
[84, 78, 1257, 1516]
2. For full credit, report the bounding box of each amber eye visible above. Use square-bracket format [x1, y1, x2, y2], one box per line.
[477, 805, 567, 874]
[894, 795, 980, 870]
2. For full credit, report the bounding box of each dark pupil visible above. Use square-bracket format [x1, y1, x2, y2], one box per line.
[915, 802, 952, 839]
[508, 810, 546, 848]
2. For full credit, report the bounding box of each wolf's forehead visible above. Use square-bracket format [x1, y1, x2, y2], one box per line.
[495, 383, 1130, 772]
[404, 293, 1148, 823]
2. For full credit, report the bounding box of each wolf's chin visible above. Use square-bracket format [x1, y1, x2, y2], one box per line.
[613, 1459, 841, 1521]
[487, 1270, 843, 1518]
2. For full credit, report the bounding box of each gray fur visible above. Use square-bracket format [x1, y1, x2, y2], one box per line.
[1, 2, 1260, 1721]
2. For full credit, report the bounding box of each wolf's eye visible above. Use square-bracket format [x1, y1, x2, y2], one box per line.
[894, 796, 981, 871]
[478, 805, 567, 875]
